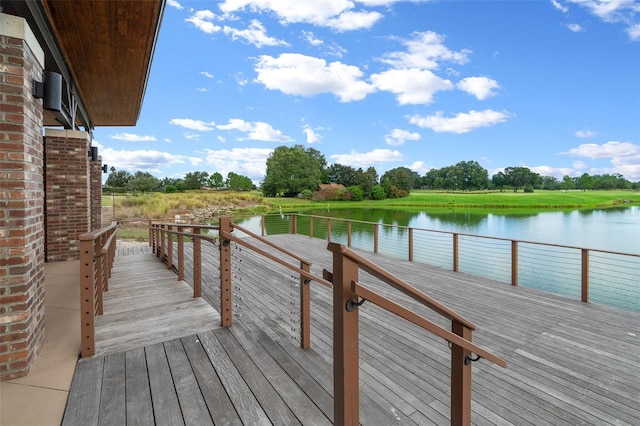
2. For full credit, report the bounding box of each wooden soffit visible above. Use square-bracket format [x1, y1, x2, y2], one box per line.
[41, 0, 165, 127]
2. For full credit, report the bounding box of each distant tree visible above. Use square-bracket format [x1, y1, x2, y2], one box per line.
[503, 167, 540, 192]
[541, 176, 560, 190]
[491, 171, 507, 192]
[208, 172, 224, 189]
[327, 164, 358, 187]
[355, 167, 378, 199]
[262, 145, 327, 197]
[105, 170, 132, 188]
[380, 167, 413, 197]
[226, 172, 254, 191]
[577, 173, 593, 191]
[347, 185, 364, 201]
[371, 185, 387, 200]
[560, 175, 575, 191]
[455, 161, 489, 191]
[128, 171, 160, 193]
[183, 171, 209, 190]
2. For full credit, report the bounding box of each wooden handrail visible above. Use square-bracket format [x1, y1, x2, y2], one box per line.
[352, 282, 506, 368]
[327, 242, 476, 330]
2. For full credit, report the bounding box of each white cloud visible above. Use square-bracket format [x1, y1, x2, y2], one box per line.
[551, 0, 569, 13]
[101, 147, 202, 171]
[303, 125, 322, 144]
[406, 160, 431, 175]
[456, 76, 500, 100]
[371, 68, 453, 105]
[111, 133, 157, 142]
[379, 31, 471, 70]
[218, 0, 383, 30]
[186, 10, 222, 34]
[409, 109, 511, 134]
[384, 128, 421, 146]
[325, 10, 383, 32]
[330, 148, 403, 167]
[203, 147, 273, 182]
[201, 71, 214, 78]
[628, 22, 640, 40]
[254, 53, 375, 102]
[528, 165, 575, 178]
[575, 130, 597, 138]
[566, 23, 585, 32]
[196, 88, 208, 92]
[167, 0, 183, 10]
[302, 30, 323, 46]
[170, 118, 216, 132]
[562, 141, 638, 159]
[217, 118, 293, 142]
[223, 20, 290, 47]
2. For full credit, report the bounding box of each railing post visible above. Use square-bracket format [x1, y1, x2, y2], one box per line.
[347, 221, 352, 247]
[167, 224, 173, 271]
[80, 237, 96, 358]
[408, 228, 414, 262]
[219, 216, 233, 327]
[373, 223, 379, 254]
[192, 227, 201, 298]
[511, 241, 518, 286]
[310, 217, 314, 239]
[261, 214, 266, 237]
[453, 234, 459, 272]
[581, 249, 589, 303]
[148, 220, 152, 247]
[451, 321, 473, 426]
[300, 261, 311, 349]
[177, 225, 184, 281]
[291, 214, 297, 235]
[328, 242, 360, 426]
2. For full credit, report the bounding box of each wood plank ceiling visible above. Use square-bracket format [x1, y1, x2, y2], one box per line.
[41, 0, 164, 126]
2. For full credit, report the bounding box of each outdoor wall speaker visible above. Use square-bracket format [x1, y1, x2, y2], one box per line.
[43, 71, 62, 111]
[90, 146, 99, 162]
[102, 164, 108, 174]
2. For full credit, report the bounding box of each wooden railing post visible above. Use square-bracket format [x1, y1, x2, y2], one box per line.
[167, 224, 173, 271]
[148, 220, 152, 247]
[408, 228, 414, 262]
[328, 242, 360, 426]
[581, 249, 589, 303]
[373, 224, 379, 254]
[347, 221, 352, 247]
[300, 261, 311, 349]
[219, 217, 233, 327]
[192, 227, 201, 298]
[453, 234, 459, 272]
[451, 321, 473, 426]
[511, 241, 518, 286]
[177, 225, 184, 281]
[291, 214, 297, 235]
[309, 217, 314, 239]
[80, 237, 96, 358]
[261, 214, 266, 236]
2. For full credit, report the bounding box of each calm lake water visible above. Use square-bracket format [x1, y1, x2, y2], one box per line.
[236, 205, 639, 312]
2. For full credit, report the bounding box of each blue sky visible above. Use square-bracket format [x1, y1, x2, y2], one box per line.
[94, 0, 640, 185]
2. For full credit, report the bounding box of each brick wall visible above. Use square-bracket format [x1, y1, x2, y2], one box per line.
[44, 129, 91, 261]
[91, 157, 103, 229]
[0, 14, 46, 381]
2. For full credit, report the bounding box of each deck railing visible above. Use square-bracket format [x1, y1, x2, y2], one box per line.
[79, 221, 118, 358]
[245, 213, 640, 312]
[148, 217, 506, 425]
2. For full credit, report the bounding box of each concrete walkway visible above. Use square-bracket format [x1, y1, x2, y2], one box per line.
[1, 260, 80, 426]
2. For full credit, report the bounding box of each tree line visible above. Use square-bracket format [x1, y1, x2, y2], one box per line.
[104, 144, 638, 198]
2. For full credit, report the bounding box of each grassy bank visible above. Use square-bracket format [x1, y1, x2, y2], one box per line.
[266, 190, 640, 210]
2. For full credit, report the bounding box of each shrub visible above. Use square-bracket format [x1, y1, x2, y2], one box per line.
[524, 185, 535, 193]
[347, 186, 364, 201]
[371, 185, 386, 200]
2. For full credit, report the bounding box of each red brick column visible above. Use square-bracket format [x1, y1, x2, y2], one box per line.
[0, 14, 46, 381]
[91, 157, 103, 229]
[44, 129, 91, 261]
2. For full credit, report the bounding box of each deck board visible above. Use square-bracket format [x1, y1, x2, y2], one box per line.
[64, 234, 640, 425]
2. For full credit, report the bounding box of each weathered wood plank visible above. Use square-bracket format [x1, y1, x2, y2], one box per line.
[62, 357, 104, 426]
[97, 352, 125, 426]
[125, 348, 154, 426]
[163, 339, 214, 426]
[145, 343, 185, 426]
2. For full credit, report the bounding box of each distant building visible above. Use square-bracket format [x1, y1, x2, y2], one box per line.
[313, 183, 349, 201]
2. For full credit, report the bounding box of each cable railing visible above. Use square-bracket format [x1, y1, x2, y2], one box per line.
[243, 213, 640, 312]
[148, 217, 507, 425]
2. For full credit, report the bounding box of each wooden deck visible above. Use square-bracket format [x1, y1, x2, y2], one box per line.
[64, 235, 640, 425]
[93, 248, 220, 357]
